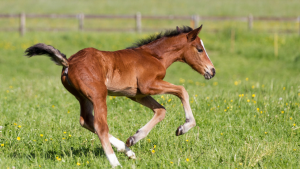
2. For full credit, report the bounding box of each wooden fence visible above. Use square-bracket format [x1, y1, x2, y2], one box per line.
[0, 13, 299, 36]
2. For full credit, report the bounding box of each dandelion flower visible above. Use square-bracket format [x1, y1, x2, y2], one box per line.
[281, 111, 284, 114]
[221, 133, 223, 135]
[62, 138, 65, 140]
[294, 149, 296, 151]
[17, 137, 20, 141]
[14, 123, 17, 125]
[69, 134, 72, 137]
[52, 105, 55, 108]
[170, 161, 173, 164]
[252, 94, 255, 98]
[283, 87, 286, 90]
[45, 139, 48, 141]
[247, 99, 250, 102]
[67, 111, 70, 113]
[186, 140, 189, 142]
[151, 150, 155, 153]
[154, 145, 156, 148]
[87, 161, 89, 164]
[40, 134, 43, 137]
[239, 163, 243, 165]
[18, 125, 21, 128]
[57, 158, 61, 161]
[168, 99, 171, 102]
[186, 158, 189, 162]
[257, 108, 259, 111]
[9, 86, 13, 89]
[1, 144, 4, 147]
[265, 132, 267, 134]
[64, 131, 67, 134]
[290, 117, 292, 120]
[293, 124, 296, 126]
[77, 162, 80, 166]
[246, 78, 248, 81]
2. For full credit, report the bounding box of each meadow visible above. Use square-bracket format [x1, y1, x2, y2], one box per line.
[0, 0, 300, 168]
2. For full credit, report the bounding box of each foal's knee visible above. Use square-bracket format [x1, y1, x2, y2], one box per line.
[155, 108, 166, 122]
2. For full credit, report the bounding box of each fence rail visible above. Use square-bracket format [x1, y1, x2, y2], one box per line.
[0, 13, 299, 36]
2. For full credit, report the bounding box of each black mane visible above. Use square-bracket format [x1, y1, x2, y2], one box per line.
[127, 26, 193, 49]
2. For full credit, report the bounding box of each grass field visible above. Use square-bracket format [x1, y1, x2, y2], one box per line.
[0, 0, 300, 168]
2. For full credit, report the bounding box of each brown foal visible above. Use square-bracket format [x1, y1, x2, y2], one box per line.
[25, 25, 215, 167]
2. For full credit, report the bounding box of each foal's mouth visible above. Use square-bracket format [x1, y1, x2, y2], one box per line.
[204, 68, 216, 80]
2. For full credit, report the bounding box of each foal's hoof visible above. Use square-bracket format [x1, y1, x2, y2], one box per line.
[126, 136, 135, 147]
[176, 125, 184, 136]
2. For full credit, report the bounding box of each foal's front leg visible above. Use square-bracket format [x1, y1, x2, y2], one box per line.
[141, 80, 196, 136]
[126, 96, 166, 147]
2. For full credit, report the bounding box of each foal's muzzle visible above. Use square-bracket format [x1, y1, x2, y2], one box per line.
[204, 68, 216, 80]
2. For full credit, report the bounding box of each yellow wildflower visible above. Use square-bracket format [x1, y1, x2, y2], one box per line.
[62, 138, 65, 140]
[247, 99, 250, 102]
[154, 145, 156, 148]
[283, 87, 286, 90]
[170, 161, 173, 164]
[17, 137, 20, 141]
[45, 139, 48, 141]
[186, 158, 189, 162]
[151, 150, 155, 153]
[265, 132, 267, 134]
[1, 144, 4, 147]
[252, 94, 255, 98]
[52, 105, 55, 108]
[293, 124, 296, 126]
[18, 125, 21, 128]
[40, 134, 43, 137]
[257, 108, 259, 111]
[9, 86, 13, 89]
[281, 111, 284, 114]
[87, 161, 89, 164]
[69, 134, 72, 137]
[221, 133, 223, 135]
[290, 117, 292, 120]
[64, 132, 66, 134]
[168, 99, 171, 102]
[14, 123, 17, 125]
[246, 78, 248, 81]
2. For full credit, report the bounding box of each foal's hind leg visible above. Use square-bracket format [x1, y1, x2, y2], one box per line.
[79, 98, 95, 133]
[109, 134, 136, 159]
[126, 96, 166, 147]
[77, 95, 136, 159]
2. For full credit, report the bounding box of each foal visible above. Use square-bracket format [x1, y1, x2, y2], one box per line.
[25, 25, 215, 167]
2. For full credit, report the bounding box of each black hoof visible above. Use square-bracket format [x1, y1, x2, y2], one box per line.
[176, 125, 184, 136]
[126, 136, 135, 147]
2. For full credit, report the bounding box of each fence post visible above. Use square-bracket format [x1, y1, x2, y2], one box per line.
[135, 12, 142, 33]
[194, 15, 200, 28]
[20, 12, 26, 36]
[78, 13, 84, 31]
[248, 14, 253, 30]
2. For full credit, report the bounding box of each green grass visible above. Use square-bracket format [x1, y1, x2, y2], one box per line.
[0, 28, 299, 168]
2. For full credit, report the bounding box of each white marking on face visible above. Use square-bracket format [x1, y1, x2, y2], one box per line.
[200, 40, 213, 65]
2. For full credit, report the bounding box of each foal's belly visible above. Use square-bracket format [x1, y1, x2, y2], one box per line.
[107, 86, 138, 97]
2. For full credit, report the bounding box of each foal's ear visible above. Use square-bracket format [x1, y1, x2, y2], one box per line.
[187, 25, 203, 42]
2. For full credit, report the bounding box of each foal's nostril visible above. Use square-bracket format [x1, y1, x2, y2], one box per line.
[211, 68, 216, 77]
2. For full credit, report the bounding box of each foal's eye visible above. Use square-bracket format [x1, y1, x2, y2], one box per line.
[197, 48, 203, 53]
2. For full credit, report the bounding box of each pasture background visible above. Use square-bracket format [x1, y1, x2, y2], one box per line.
[0, 0, 300, 168]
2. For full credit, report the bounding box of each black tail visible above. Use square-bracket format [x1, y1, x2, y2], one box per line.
[25, 43, 69, 68]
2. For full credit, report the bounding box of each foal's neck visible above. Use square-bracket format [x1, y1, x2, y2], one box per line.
[142, 37, 185, 69]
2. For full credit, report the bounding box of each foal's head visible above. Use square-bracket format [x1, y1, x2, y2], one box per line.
[179, 25, 215, 80]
